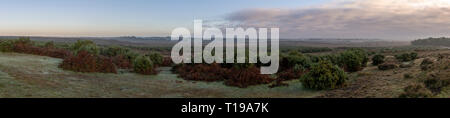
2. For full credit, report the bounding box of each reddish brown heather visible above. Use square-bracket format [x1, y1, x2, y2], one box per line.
[60, 51, 117, 73]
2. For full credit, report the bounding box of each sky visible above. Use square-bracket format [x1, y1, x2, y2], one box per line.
[0, 0, 449, 40]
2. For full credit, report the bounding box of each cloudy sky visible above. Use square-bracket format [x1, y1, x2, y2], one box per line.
[0, 0, 449, 40]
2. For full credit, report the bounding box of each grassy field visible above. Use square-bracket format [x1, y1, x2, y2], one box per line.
[0, 52, 321, 98]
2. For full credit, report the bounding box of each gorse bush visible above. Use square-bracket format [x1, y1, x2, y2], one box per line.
[339, 48, 368, 72]
[15, 37, 32, 45]
[101, 46, 136, 69]
[0, 40, 14, 52]
[101, 46, 130, 57]
[300, 60, 348, 90]
[395, 52, 418, 62]
[372, 54, 385, 65]
[71, 40, 99, 55]
[133, 55, 156, 75]
[280, 51, 312, 70]
[146, 52, 164, 66]
[44, 41, 55, 48]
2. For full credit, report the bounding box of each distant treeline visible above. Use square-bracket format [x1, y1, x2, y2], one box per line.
[412, 37, 450, 47]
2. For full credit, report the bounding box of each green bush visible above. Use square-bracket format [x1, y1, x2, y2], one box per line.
[372, 54, 385, 65]
[15, 37, 32, 45]
[71, 40, 99, 55]
[146, 52, 164, 65]
[44, 41, 55, 48]
[0, 40, 14, 52]
[281, 51, 312, 69]
[339, 48, 368, 72]
[101, 46, 130, 57]
[300, 60, 348, 90]
[133, 55, 155, 75]
[395, 52, 418, 62]
[399, 84, 433, 98]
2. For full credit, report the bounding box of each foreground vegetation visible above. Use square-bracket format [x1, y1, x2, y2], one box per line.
[0, 38, 166, 75]
[1, 37, 449, 98]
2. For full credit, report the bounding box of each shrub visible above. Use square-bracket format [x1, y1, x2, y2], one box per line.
[404, 73, 413, 79]
[15, 37, 32, 45]
[13, 37, 33, 53]
[3, 38, 71, 58]
[146, 52, 164, 66]
[71, 40, 99, 55]
[280, 51, 312, 70]
[0, 40, 14, 52]
[161, 56, 173, 66]
[100, 47, 136, 69]
[224, 66, 274, 88]
[372, 54, 385, 65]
[100, 46, 130, 57]
[43, 48, 72, 59]
[44, 41, 55, 48]
[96, 56, 118, 73]
[175, 63, 229, 82]
[318, 54, 340, 64]
[423, 77, 450, 94]
[339, 48, 368, 72]
[420, 58, 435, 71]
[399, 84, 433, 98]
[112, 55, 133, 69]
[59, 51, 117, 73]
[395, 52, 418, 62]
[133, 55, 156, 75]
[300, 60, 348, 90]
[277, 64, 306, 81]
[378, 63, 398, 70]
